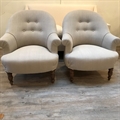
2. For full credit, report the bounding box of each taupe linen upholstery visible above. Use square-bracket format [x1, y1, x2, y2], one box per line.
[25, 4, 98, 52]
[0, 10, 61, 85]
[62, 10, 120, 81]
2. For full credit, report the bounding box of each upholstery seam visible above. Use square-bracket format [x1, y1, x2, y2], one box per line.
[47, 32, 58, 46]
[65, 32, 73, 45]
[101, 32, 110, 46]
[6, 32, 18, 48]
[47, 32, 56, 40]
[46, 32, 58, 53]
[47, 32, 57, 51]
[65, 32, 73, 40]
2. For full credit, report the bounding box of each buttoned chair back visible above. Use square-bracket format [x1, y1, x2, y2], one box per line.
[6, 10, 57, 48]
[63, 10, 109, 47]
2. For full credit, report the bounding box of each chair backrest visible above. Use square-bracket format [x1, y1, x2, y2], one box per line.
[6, 10, 57, 48]
[62, 10, 109, 47]
[25, 4, 97, 26]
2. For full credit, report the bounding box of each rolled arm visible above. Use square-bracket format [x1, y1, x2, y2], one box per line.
[0, 33, 17, 55]
[47, 33, 61, 53]
[62, 33, 73, 53]
[102, 33, 120, 51]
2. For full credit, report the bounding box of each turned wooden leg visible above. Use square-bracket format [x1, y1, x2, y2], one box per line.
[6, 72, 13, 85]
[51, 70, 55, 83]
[69, 69, 74, 83]
[108, 68, 113, 81]
[0, 113, 4, 119]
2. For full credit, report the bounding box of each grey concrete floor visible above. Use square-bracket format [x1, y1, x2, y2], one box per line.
[0, 52, 120, 120]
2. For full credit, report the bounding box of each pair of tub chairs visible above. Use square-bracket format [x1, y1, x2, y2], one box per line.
[0, 10, 120, 85]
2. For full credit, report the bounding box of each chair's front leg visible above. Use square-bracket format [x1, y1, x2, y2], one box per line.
[51, 70, 55, 83]
[69, 68, 74, 83]
[6, 72, 13, 85]
[108, 68, 113, 81]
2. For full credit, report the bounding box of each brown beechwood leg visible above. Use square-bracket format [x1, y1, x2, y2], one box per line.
[69, 69, 74, 83]
[6, 72, 13, 85]
[108, 68, 113, 81]
[0, 113, 4, 119]
[51, 70, 55, 83]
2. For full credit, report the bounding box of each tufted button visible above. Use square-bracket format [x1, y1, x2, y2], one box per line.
[35, 20, 38, 23]
[86, 20, 89, 23]
[76, 28, 79, 31]
[31, 29, 34, 32]
[22, 29, 26, 32]
[27, 20, 30, 23]
[39, 28, 42, 32]
[91, 27, 95, 31]
[83, 28, 87, 31]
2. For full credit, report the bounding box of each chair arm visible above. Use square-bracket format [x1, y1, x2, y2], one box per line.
[47, 33, 61, 53]
[102, 33, 120, 51]
[0, 33, 17, 55]
[62, 33, 73, 53]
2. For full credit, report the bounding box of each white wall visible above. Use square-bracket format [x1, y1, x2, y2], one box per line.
[0, 0, 120, 37]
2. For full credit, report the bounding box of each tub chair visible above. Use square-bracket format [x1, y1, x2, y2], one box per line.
[62, 10, 120, 82]
[0, 10, 61, 85]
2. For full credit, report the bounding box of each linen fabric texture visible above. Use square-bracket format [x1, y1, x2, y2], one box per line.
[0, 10, 61, 73]
[62, 10, 120, 70]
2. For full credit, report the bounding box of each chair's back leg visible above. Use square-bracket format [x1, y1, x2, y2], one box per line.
[108, 68, 113, 81]
[6, 72, 13, 85]
[69, 68, 74, 83]
[51, 70, 55, 83]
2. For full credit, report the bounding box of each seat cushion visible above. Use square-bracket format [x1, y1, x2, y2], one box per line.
[65, 45, 119, 70]
[1, 45, 58, 73]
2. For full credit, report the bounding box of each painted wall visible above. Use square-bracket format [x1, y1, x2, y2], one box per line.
[0, 0, 119, 37]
